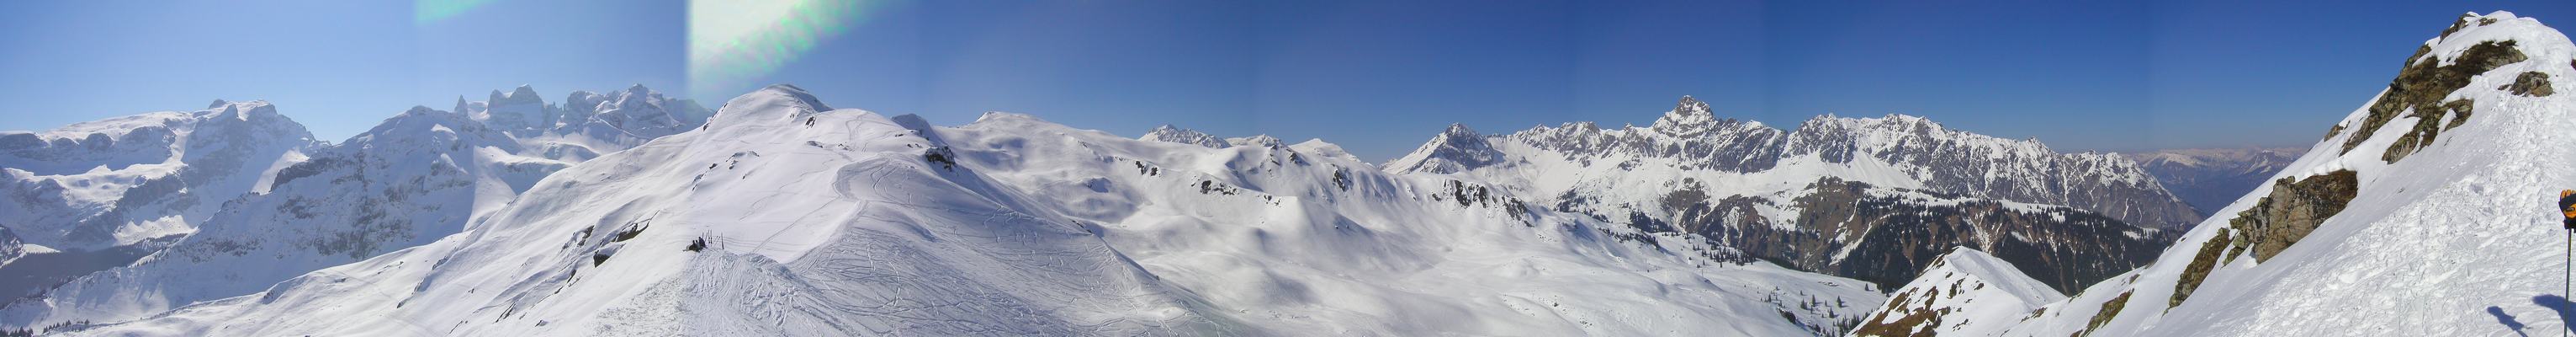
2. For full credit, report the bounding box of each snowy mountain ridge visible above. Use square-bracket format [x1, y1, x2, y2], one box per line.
[45, 84, 1885, 336]
[1381, 94, 2191, 293]
[1848, 248, 2065, 337]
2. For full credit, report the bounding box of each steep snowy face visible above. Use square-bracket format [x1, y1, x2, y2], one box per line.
[2125, 147, 2301, 216]
[1381, 123, 1505, 174]
[1138, 124, 1227, 148]
[0, 106, 571, 328]
[1849, 248, 2065, 337]
[1390, 96, 2186, 292]
[0, 100, 317, 250]
[61, 85, 1884, 336]
[1890, 12, 2576, 337]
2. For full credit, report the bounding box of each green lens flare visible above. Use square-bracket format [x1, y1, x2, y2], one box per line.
[414, 0, 499, 25]
[690, 0, 871, 99]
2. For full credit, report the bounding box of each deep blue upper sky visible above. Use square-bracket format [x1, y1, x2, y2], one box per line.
[3, 0, 2570, 162]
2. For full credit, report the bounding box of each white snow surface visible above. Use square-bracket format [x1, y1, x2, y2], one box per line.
[53, 84, 1884, 336]
[1849, 248, 2063, 337]
[1903, 11, 2576, 337]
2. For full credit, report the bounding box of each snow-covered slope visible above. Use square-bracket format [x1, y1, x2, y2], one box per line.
[2127, 147, 2301, 216]
[0, 106, 576, 329]
[0, 100, 318, 251]
[1848, 248, 2065, 337]
[51, 85, 1885, 336]
[1884, 11, 2576, 336]
[1387, 96, 2184, 292]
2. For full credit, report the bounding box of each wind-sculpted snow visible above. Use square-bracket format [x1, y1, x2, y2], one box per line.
[50, 84, 1886, 336]
[1874, 11, 2576, 336]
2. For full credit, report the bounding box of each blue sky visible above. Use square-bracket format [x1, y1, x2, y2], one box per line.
[2, 1, 2570, 161]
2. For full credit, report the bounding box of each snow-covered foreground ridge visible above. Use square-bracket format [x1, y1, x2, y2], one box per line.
[54, 84, 1884, 336]
[1857, 11, 2576, 336]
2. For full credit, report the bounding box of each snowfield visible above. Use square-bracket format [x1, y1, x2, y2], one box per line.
[45, 84, 1884, 336]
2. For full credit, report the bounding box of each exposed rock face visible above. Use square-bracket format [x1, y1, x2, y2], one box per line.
[1635, 177, 2170, 293]
[2335, 39, 2525, 163]
[2506, 71, 2555, 96]
[2228, 170, 2359, 262]
[2127, 147, 2301, 217]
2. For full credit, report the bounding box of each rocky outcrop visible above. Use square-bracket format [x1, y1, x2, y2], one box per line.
[2336, 38, 2526, 163]
[2227, 170, 2359, 262]
[2506, 71, 2555, 96]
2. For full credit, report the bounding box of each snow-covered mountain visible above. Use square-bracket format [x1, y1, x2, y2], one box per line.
[47, 84, 1885, 336]
[1868, 11, 2576, 336]
[1382, 96, 2187, 292]
[0, 85, 708, 330]
[2126, 147, 2301, 217]
[0, 100, 318, 252]
[1848, 248, 2065, 337]
[1138, 124, 1228, 148]
[453, 84, 714, 162]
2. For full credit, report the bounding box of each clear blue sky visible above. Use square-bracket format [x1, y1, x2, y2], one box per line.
[2, 1, 2569, 162]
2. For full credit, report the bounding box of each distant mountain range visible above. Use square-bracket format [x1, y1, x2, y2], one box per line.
[2126, 147, 2302, 217]
[6, 11, 2559, 337]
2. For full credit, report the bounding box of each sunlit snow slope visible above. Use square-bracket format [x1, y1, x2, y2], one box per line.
[52, 85, 1884, 336]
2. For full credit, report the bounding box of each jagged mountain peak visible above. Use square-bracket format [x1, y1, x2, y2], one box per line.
[1442, 122, 1479, 136]
[1650, 94, 1730, 133]
[1383, 122, 1504, 174]
[1140, 124, 1227, 148]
